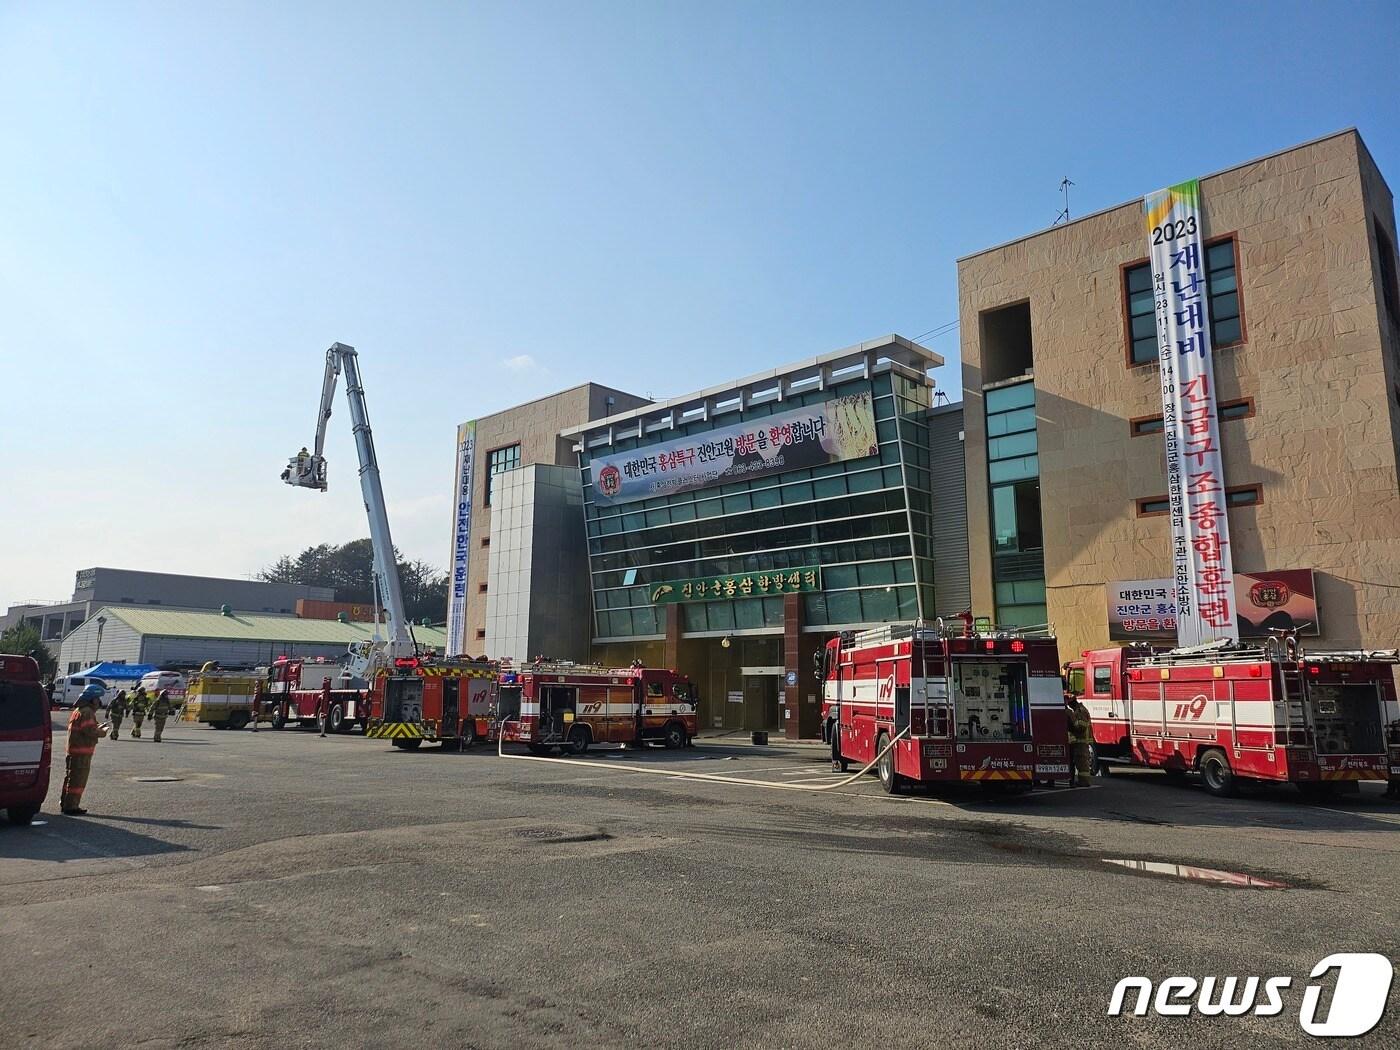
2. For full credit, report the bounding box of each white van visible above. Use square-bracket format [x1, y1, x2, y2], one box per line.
[139, 670, 187, 700]
[52, 676, 111, 708]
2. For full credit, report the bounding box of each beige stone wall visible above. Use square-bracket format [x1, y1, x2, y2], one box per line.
[457, 383, 649, 654]
[959, 130, 1400, 661]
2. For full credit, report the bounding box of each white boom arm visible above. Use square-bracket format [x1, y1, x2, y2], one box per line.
[282, 343, 414, 677]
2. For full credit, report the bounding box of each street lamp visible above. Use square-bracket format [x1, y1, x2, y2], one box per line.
[94, 615, 107, 665]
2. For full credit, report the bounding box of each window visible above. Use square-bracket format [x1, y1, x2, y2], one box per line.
[1377, 219, 1400, 326]
[1136, 485, 1262, 517]
[478, 583, 488, 594]
[1130, 397, 1254, 436]
[481, 537, 490, 547]
[475, 628, 486, 640]
[1124, 237, 1243, 365]
[1092, 666, 1112, 695]
[483, 443, 521, 505]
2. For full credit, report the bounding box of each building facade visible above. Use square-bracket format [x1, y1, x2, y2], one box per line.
[958, 129, 1400, 661]
[448, 382, 649, 656]
[565, 336, 947, 737]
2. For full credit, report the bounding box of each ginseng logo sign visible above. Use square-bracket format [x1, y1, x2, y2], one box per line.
[1108, 954, 1393, 1037]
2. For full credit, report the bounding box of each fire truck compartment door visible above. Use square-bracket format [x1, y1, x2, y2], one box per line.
[441, 678, 459, 737]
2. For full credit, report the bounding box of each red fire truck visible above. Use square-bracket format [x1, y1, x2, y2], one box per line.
[263, 657, 372, 734]
[365, 657, 499, 749]
[498, 662, 698, 754]
[821, 619, 1067, 794]
[1068, 637, 1400, 798]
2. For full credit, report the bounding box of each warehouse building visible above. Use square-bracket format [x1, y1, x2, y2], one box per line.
[958, 128, 1400, 661]
[58, 605, 448, 673]
[2, 567, 334, 650]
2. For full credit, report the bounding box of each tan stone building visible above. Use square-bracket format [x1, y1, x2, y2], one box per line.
[451, 383, 649, 655]
[958, 129, 1400, 661]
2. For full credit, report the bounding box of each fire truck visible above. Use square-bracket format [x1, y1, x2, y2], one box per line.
[1068, 635, 1400, 798]
[365, 657, 499, 749]
[821, 618, 1067, 793]
[263, 657, 372, 734]
[498, 662, 698, 754]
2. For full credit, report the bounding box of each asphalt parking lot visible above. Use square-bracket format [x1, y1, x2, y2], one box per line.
[3, 717, 1400, 1049]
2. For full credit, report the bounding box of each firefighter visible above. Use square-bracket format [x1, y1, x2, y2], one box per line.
[60, 687, 108, 815]
[107, 689, 129, 740]
[150, 689, 174, 742]
[130, 685, 149, 738]
[1067, 694, 1094, 787]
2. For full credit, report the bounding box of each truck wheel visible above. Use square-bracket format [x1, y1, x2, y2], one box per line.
[271, 707, 286, 730]
[229, 712, 249, 731]
[877, 732, 903, 795]
[329, 703, 345, 733]
[663, 722, 686, 750]
[461, 721, 478, 749]
[566, 726, 589, 755]
[1200, 749, 1237, 797]
[7, 805, 38, 826]
[1090, 742, 1109, 776]
[392, 738, 422, 750]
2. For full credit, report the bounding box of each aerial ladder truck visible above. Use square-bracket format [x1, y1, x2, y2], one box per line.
[282, 343, 417, 689]
[282, 343, 492, 746]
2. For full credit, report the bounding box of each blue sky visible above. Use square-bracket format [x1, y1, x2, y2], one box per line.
[3, 1, 1398, 611]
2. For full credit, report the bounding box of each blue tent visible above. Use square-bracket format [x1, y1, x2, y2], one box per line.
[74, 662, 157, 682]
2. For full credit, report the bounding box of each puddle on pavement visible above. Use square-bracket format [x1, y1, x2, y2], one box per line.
[1100, 858, 1292, 889]
[132, 776, 184, 783]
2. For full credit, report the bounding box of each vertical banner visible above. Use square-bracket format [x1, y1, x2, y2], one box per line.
[1145, 179, 1238, 646]
[445, 420, 477, 656]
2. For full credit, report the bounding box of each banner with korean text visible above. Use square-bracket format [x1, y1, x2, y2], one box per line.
[445, 420, 477, 656]
[588, 392, 879, 506]
[1107, 569, 1318, 641]
[1145, 179, 1238, 645]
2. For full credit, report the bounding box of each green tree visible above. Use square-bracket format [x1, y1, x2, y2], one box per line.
[258, 540, 448, 625]
[0, 621, 57, 679]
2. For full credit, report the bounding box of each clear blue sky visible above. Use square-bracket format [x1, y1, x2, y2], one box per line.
[3, 1, 1398, 612]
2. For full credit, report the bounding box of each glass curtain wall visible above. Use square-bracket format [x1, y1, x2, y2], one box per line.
[986, 380, 1047, 626]
[580, 370, 934, 640]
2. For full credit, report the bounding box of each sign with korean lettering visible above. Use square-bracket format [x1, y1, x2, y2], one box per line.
[648, 567, 821, 605]
[445, 419, 477, 656]
[1145, 179, 1238, 645]
[589, 393, 878, 506]
[1106, 569, 1318, 641]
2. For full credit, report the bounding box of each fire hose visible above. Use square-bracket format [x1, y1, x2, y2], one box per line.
[496, 719, 913, 793]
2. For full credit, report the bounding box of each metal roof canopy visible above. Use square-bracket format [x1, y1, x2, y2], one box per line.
[560, 334, 941, 450]
[91, 605, 449, 648]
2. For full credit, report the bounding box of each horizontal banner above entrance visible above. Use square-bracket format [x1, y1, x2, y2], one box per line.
[590, 393, 878, 506]
[1107, 568, 1318, 641]
[650, 567, 821, 605]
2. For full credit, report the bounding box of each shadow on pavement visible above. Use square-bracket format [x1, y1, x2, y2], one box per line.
[84, 814, 222, 831]
[0, 816, 194, 863]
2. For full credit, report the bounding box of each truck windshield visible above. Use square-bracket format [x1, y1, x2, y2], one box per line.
[1308, 682, 1385, 755]
[0, 680, 46, 731]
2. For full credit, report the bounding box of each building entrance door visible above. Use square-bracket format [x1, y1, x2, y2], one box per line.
[742, 672, 782, 733]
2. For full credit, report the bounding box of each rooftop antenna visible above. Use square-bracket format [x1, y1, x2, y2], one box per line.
[1052, 176, 1075, 226]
